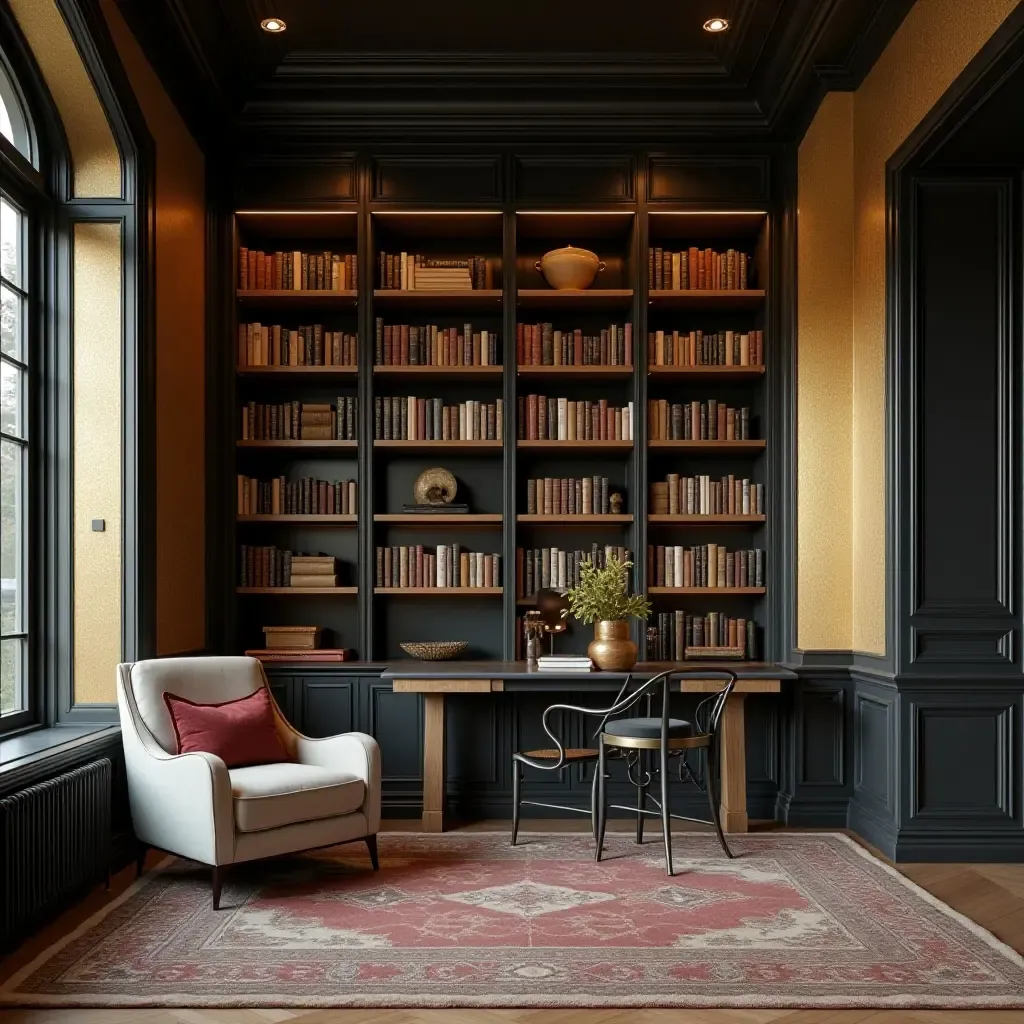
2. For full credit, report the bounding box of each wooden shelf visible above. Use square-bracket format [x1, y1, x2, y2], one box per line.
[374, 365, 502, 378]
[373, 440, 502, 452]
[374, 514, 503, 524]
[647, 365, 765, 379]
[237, 289, 358, 306]
[517, 289, 633, 310]
[517, 440, 633, 452]
[237, 365, 358, 377]
[649, 514, 766, 524]
[237, 586, 358, 595]
[237, 440, 358, 450]
[517, 365, 634, 380]
[517, 514, 633, 524]
[648, 440, 766, 454]
[374, 587, 503, 596]
[648, 289, 765, 309]
[649, 587, 766, 596]
[373, 289, 503, 310]
[237, 514, 357, 524]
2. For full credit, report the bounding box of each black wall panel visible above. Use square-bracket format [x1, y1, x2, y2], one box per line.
[373, 156, 503, 203]
[647, 155, 770, 202]
[515, 156, 634, 202]
[234, 157, 357, 205]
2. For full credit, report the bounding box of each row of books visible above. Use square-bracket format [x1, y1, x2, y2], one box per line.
[648, 545, 765, 589]
[375, 546, 501, 589]
[378, 253, 494, 291]
[649, 612, 759, 661]
[237, 476, 357, 517]
[650, 476, 764, 517]
[516, 323, 632, 367]
[238, 324, 357, 369]
[241, 399, 359, 442]
[373, 397, 503, 441]
[374, 320, 500, 367]
[518, 397, 635, 442]
[647, 247, 752, 291]
[648, 400, 752, 442]
[239, 250, 355, 292]
[515, 545, 633, 598]
[526, 477, 617, 516]
[648, 329, 764, 368]
[239, 548, 343, 589]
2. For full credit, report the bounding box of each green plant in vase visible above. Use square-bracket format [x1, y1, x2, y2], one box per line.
[563, 554, 651, 670]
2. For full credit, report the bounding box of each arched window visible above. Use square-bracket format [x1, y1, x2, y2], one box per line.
[0, 47, 36, 730]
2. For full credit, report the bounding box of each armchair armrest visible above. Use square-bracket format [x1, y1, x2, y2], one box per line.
[295, 732, 381, 834]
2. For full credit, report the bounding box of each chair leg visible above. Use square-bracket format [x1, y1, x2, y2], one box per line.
[659, 742, 673, 877]
[211, 865, 224, 911]
[135, 844, 147, 879]
[590, 764, 599, 842]
[595, 738, 608, 861]
[511, 762, 522, 846]
[705, 747, 734, 859]
[635, 752, 648, 845]
[366, 834, 380, 870]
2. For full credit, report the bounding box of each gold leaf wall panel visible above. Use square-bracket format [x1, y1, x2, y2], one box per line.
[8, 0, 121, 198]
[796, 92, 854, 651]
[73, 221, 122, 704]
[798, 0, 1020, 655]
[101, 0, 207, 656]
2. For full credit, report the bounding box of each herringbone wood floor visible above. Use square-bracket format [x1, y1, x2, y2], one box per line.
[2, 821, 1022, 1024]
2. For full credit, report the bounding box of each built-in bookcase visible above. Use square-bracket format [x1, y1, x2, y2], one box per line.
[229, 205, 769, 662]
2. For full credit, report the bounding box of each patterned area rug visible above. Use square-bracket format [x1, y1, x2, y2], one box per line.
[3, 832, 1023, 1008]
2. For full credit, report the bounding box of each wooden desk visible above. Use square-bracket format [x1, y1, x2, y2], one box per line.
[381, 661, 792, 834]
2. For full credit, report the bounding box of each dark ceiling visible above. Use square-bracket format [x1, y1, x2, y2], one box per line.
[111, 0, 918, 148]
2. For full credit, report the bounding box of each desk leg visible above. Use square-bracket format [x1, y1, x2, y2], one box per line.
[422, 693, 446, 833]
[718, 693, 748, 833]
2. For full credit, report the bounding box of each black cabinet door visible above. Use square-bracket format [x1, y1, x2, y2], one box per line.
[359, 678, 423, 786]
[268, 677, 296, 727]
[298, 677, 356, 738]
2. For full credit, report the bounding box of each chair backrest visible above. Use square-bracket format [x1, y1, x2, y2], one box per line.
[120, 656, 267, 754]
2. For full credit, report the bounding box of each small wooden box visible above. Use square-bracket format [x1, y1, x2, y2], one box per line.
[685, 645, 745, 661]
[263, 626, 322, 650]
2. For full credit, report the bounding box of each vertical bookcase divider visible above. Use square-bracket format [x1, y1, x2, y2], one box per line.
[502, 207, 518, 659]
[357, 187, 376, 660]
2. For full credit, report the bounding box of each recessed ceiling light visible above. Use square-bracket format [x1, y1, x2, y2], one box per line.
[260, 17, 286, 33]
[703, 17, 730, 33]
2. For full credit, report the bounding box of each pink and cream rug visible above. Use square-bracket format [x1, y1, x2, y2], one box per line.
[3, 832, 1022, 1009]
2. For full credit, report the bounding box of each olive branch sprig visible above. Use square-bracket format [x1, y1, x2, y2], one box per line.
[562, 554, 652, 626]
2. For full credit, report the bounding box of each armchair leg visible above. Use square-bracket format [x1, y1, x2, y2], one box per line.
[212, 865, 224, 911]
[135, 844, 147, 879]
[366, 834, 380, 871]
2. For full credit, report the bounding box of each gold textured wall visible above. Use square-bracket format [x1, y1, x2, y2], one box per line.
[797, 0, 1020, 654]
[796, 92, 854, 651]
[102, 0, 207, 655]
[73, 222, 122, 703]
[8, 0, 121, 198]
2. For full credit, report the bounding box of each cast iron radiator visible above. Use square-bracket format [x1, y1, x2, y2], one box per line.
[0, 758, 111, 951]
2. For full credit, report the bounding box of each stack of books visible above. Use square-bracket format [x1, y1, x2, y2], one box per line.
[402, 503, 469, 514]
[244, 625, 353, 663]
[536, 654, 593, 673]
[290, 555, 338, 588]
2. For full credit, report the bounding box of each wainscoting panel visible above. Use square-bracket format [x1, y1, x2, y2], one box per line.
[647, 154, 771, 202]
[373, 156, 504, 203]
[516, 155, 635, 202]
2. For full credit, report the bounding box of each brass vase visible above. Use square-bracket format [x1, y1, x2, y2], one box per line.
[588, 620, 638, 671]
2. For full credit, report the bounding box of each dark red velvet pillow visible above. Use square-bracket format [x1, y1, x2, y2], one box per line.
[163, 687, 291, 768]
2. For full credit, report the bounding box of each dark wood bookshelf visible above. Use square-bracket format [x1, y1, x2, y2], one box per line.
[517, 514, 633, 524]
[237, 440, 358, 450]
[237, 289, 358, 306]
[374, 365, 502, 378]
[374, 514, 503, 524]
[373, 289, 503, 310]
[237, 365, 358, 377]
[647, 365, 764, 379]
[517, 365, 633, 380]
[373, 440, 502, 452]
[647, 289, 765, 309]
[647, 440, 766, 454]
[649, 587, 766, 596]
[517, 288, 633, 310]
[237, 587, 359, 595]
[648, 514, 766, 524]
[237, 514, 358, 524]
[374, 587, 503, 596]
[517, 440, 633, 452]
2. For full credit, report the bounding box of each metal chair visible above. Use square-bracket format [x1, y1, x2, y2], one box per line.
[595, 668, 736, 876]
[510, 674, 634, 845]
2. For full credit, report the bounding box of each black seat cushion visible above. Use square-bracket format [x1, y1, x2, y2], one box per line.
[603, 716, 692, 739]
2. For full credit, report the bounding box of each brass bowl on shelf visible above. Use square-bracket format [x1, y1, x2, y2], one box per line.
[535, 246, 605, 290]
[400, 640, 469, 661]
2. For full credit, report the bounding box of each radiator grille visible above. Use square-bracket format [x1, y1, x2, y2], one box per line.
[0, 758, 111, 951]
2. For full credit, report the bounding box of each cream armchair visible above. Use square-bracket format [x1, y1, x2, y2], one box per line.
[117, 656, 381, 909]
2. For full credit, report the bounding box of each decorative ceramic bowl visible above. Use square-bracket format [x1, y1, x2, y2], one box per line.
[400, 641, 469, 661]
[535, 246, 605, 290]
